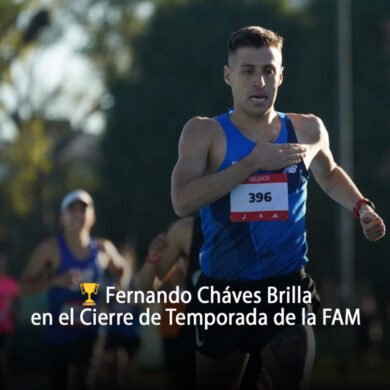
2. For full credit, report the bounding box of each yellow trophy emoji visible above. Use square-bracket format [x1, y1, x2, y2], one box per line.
[80, 282, 99, 306]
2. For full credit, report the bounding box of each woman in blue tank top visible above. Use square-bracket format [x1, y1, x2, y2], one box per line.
[20, 189, 130, 390]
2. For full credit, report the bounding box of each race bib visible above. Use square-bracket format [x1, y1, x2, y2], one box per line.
[230, 174, 289, 222]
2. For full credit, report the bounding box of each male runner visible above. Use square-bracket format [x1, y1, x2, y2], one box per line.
[140, 218, 266, 390]
[20, 189, 129, 390]
[171, 26, 386, 389]
[139, 217, 201, 293]
[139, 217, 201, 390]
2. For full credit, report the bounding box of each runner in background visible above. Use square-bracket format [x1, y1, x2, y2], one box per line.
[20, 189, 129, 390]
[139, 216, 201, 390]
[139, 217, 269, 389]
[93, 243, 141, 390]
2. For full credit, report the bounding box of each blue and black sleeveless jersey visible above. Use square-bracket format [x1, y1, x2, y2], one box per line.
[199, 111, 309, 281]
[46, 235, 103, 343]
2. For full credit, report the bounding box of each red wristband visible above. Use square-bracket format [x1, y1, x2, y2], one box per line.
[145, 255, 161, 265]
[353, 198, 375, 220]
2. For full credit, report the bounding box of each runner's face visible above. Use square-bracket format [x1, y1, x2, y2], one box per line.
[61, 201, 95, 233]
[224, 46, 283, 118]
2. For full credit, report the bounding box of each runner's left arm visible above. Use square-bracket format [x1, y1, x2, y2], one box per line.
[103, 240, 131, 289]
[309, 116, 385, 241]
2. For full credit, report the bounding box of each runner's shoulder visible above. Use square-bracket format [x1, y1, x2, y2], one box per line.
[96, 237, 115, 254]
[169, 217, 194, 232]
[33, 237, 60, 265]
[168, 217, 194, 253]
[286, 113, 327, 143]
[180, 116, 222, 144]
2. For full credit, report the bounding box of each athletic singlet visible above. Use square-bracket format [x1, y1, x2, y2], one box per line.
[46, 235, 103, 343]
[199, 111, 309, 281]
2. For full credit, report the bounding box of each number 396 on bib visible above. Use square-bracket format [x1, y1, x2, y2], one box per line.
[230, 174, 289, 222]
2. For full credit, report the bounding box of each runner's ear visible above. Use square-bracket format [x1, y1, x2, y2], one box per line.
[224, 65, 232, 86]
[278, 66, 284, 86]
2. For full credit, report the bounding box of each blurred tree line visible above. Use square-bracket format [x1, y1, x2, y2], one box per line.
[0, 0, 147, 273]
[0, 0, 389, 302]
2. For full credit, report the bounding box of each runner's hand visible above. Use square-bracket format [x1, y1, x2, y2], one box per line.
[147, 233, 168, 259]
[360, 209, 386, 242]
[246, 142, 306, 171]
[51, 269, 83, 288]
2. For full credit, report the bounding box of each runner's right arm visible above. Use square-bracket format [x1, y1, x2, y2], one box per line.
[138, 233, 168, 292]
[138, 218, 193, 291]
